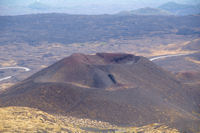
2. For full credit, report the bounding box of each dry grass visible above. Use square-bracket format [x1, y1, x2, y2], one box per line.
[0, 83, 14, 91]
[0, 106, 180, 133]
[0, 106, 83, 133]
[149, 41, 196, 57]
[116, 123, 180, 133]
[0, 60, 17, 67]
[66, 82, 91, 89]
[185, 57, 200, 64]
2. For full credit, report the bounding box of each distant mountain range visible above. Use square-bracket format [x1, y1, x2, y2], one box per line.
[25, 2, 200, 16]
[118, 7, 172, 16]
[0, 1, 199, 15]
[118, 2, 200, 16]
[159, 2, 200, 15]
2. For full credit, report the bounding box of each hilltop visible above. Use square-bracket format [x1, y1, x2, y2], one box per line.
[159, 2, 200, 15]
[0, 53, 199, 132]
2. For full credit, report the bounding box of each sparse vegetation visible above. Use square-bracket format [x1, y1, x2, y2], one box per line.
[0, 106, 180, 133]
[0, 53, 199, 132]
[0, 13, 199, 133]
[0, 106, 84, 132]
[0, 14, 199, 46]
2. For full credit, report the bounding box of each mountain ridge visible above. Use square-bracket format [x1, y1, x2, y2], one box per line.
[118, 7, 173, 16]
[159, 2, 200, 15]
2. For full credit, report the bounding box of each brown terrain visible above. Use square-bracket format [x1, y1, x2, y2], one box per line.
[0, 14, 199, 133]
[0, 53, 199, 132]
[0, 35, 199, 86]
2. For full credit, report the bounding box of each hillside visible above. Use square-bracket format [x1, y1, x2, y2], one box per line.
[0, 14, 199, 46]
[0, 106, 83, 132]
[183, 39, 200, 51]
[0, 106, 180, 132]
[0, 53, 199, 132]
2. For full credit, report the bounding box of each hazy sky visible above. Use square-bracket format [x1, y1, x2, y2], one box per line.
[0, 0, 199, 6]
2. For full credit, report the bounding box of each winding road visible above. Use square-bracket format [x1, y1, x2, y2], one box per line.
[0, 67, 30, 72]
[0, 67, 30, 82]
[150, 53, 190, 61]
[0, 76, 12, 82]
[0, 53, 192, 83]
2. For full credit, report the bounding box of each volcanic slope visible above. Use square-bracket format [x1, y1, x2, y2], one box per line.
[0, 53, 199, 132]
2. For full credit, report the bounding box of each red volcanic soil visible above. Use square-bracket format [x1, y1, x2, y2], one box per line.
[31, 53, 143, 88]
[0, 53, 199, 132]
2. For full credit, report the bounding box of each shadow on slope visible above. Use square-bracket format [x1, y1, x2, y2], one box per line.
[0, 53, 199, 132]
